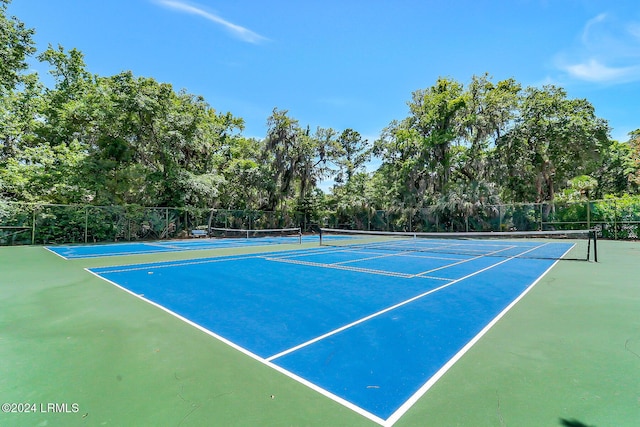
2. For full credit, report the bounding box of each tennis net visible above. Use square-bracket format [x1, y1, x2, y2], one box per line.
[210, 227, 302, 243]
[318, 228, 597, 261]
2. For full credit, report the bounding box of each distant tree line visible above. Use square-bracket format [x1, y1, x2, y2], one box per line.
[2, 0, 639, 223]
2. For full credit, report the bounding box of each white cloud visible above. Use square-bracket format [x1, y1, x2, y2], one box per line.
[581, 13, 607, 44]
[562, 59, 640, 83]
[627, 22, 640, 40]
[557, 14, 640, 84]
[154, 0, 268, 44]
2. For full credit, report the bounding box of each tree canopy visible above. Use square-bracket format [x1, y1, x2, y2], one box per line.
[1, 0, 639, 223]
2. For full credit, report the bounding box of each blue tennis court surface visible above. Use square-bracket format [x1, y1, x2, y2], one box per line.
[88, 240, 573, 425]
[45, 235, 316, 259]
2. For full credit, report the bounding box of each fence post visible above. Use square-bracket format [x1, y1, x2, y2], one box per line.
[165, 207, 169, 238]
[84, 206, 88, 243]
[539, 203, 543, 230]
[614, 199, 618, 240]
[31, 205, 36, 245]
[586, 200, 591, 230]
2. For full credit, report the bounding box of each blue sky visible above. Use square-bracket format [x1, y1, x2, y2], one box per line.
[8, 0, 640, 144]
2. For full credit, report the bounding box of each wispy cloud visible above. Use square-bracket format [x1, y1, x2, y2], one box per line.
[563, 59, 640, 83]
[581, 13, 607, 45]
[153, 0, 268, 44]
[556, 13, 640, 84]
[627, 22, 640, 40]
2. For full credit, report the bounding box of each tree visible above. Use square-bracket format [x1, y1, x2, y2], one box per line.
[334, 128, 370, 184]
[1, 45, 91, 203]
[217, 136, 266, 209]
[373, 77, 466, 208]
[406, 77, 466, 195]
[457, 74, 521, 183]
[0, 0, 35, 93]
[0, 0, 39, 200]
[593, 139, 637, 197]
[628, 129, 640, 190]
[262, 108, 340, 212]
[77, 71, 243, 207]
[263, 108, 304, 210]
[0, 72, 41, 165]
[494, 85, 610, 203]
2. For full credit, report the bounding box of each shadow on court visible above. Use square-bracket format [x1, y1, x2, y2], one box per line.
[560, 418, 596, 427]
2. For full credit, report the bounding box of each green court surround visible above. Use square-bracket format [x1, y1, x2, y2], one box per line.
[1, 241, 639, 426]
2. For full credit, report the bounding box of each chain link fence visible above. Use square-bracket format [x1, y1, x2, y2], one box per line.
[1, 197, 638, 245]
[319, 197, 640, 239]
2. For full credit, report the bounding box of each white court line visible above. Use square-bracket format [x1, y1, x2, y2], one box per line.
[384, 242, 573, 427]
[84, 267, 388, 426]
[86, 240, 566, 427]
[95, 253, 264, 274]
[265, 242, 552, 364]
[264, 257, 414, 278]
[410, 245, 519, 278]
[332, 251, 408, 266]
[43, 246, 69, 260]
[272, 245, 467, 263]
[144, 242, 185, 250]
[91, 246, 328, 274]
[269, 242, 519, 281]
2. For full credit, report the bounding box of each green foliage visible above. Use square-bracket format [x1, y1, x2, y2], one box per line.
[494, 85, 610, 202]
[557, 175, 599, 202]
[591, 195, 640, 239]
[0, 0, 36, 93]
[1, 1, 639, 239]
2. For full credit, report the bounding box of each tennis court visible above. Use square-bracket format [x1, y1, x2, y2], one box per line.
[88, 232, 578, 424]
[1, 231, 639, 427]
[45, 227, 307, 259]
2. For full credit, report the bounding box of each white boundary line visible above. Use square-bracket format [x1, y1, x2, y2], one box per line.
[264, 244, 550, 364]
[43, 245, 69, 260]
[44, 234, 316, 259]
[85, 240, 573, 427]
[89, 246, 322, 274]
[383, 243, 576, 426]
[95, 253, 265, 274]
[85, 268, 387, 426]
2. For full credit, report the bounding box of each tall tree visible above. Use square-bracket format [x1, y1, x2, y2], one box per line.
[373, 77, 466, 208]
[628, 129, 640, 190]
[78, 71, 243, 207]
[335, 128, 370, 184]
[494, 85, 610, 202]
[1, 45, 92, 203]
[0, 0, 35, 93]
[593, 139, 637, 197]
[0, 0, 39, 199]
[263, 108, 303, 210]
[406, 77, 466, 194]
[457, 74, 521, 183]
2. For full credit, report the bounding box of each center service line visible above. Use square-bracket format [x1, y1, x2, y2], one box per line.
[265, 242, 552, 362]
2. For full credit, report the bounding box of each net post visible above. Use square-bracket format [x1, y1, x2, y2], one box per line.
[298, 227, 302, 244]
[319, 228, 324, 246]
[592, 229, 598, 262]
